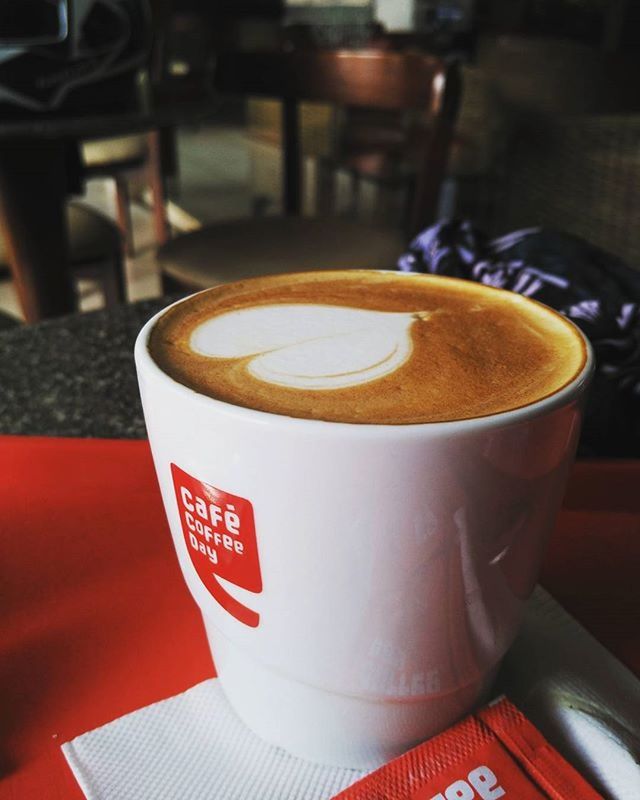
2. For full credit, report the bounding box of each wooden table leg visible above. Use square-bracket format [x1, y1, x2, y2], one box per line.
[147, 130, 169, 246]
[0, 140, 75, 322]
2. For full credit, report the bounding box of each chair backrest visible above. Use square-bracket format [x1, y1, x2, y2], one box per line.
[474, 37, 640, 263]
[215, 49, 461, 234]
[478, 36, 640, 118]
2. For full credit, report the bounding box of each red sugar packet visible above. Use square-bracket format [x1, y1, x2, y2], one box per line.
[333, 697, 603, 800]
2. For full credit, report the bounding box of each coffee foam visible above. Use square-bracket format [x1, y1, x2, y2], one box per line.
[190, 305, 419, 389]
[149, 270, 587, 424]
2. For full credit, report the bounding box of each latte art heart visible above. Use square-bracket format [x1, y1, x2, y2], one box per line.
[190, 305, 420, 389]
[149, 270, 586, 424]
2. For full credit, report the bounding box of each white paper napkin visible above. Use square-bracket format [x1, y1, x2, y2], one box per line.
[62, 588, 640, 800]
[62, 680, 364, 800]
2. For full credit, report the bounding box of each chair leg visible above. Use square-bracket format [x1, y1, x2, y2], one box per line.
[371, 176, 400, 228]
[348, 169, 362, 218]
[114, 174, 135, 257]
[147, 130, 170, 246]
[102, 249, 127, 307]
[402, 177, 416, 240]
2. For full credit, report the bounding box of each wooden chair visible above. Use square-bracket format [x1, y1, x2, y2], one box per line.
[474, 40, 640, 264]
[82, 132, 169, 257]
[158, 49, 460, 293]
[0, 202, 125, 312]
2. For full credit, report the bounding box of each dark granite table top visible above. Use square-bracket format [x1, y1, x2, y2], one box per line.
[0, 298, 178, 438]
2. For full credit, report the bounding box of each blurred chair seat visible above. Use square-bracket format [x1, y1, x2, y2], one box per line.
[0, 202, 125, 308]
[159, 216, 405, 291]
[82, 135, 148, 173]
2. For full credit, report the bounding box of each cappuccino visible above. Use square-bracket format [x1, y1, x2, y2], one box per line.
[148, 270, 586, 424]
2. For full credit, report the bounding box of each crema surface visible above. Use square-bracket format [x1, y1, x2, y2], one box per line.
[148, 270, 586, 424]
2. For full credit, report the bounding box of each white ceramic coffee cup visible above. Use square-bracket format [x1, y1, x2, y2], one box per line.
[135, 285, 593, 769]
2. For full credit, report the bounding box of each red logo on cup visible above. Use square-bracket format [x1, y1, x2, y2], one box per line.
[171, 464, 262, 628]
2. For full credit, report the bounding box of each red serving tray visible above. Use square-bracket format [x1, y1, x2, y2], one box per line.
[2, 436, 639, 799]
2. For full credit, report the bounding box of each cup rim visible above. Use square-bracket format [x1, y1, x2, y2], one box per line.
[135, 274, 594, 438]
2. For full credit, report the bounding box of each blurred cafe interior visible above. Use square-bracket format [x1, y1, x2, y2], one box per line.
[0, 0, 640, 438]
[1, 0, 640, 449]
[0, 0, 640, 456]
